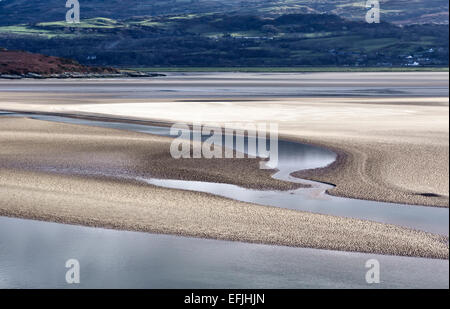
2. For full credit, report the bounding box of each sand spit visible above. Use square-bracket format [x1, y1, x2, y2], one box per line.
[1, 95, 448, 207]
[291, 137, 449, 207]
[58, 97, 448, 208]
[0, 117, 448, 259]
[0, 117, 298, 191]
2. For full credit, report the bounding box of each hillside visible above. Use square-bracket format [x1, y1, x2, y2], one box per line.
[0, 49, 119, 76]
[0, 0, 448, 26]
[0, 14, 448, 68]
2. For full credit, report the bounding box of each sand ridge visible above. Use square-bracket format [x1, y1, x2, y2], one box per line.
[0, 117, 448, 259]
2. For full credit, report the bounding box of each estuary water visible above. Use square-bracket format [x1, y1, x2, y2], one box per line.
[0, 72, 448, 288]
[2, 112, 448, 235]
[0, 113, 448, 288]
[0, 216, 448, 289]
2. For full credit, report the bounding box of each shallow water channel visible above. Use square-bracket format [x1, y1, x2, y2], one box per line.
[0, 112, 448, 288]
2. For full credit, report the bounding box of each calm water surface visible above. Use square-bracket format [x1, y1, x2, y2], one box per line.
[0, 217, 448, 289]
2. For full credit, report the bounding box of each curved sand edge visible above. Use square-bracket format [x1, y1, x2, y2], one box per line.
[1, 169, 448, 260]
[0, 116, 301, 191]
[2, 109, 448, 207]
[0, 117, 448, 259]
[62, 97, 448, 208]
[290, 137, 449, 208]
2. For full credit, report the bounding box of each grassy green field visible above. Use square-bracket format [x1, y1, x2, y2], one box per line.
[127, 67, 450, 73]
[37, 18, 123, 29]
[0, 25, 75, 38]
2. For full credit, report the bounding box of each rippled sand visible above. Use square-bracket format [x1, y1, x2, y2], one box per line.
[1, 73, 447, 207]
[0, 72, 448, 258]
[0, 118, 448, 259]
[59, 97, 449, 207]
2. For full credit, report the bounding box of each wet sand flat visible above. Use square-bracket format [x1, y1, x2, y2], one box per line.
[40, 97, 448, 207]
[0, 118, 448, 259]
[0, 72, 448, 260]
[0, 73, 448, 207]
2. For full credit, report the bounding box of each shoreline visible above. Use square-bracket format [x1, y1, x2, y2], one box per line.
[127, 67, 450, 73]
[0, 72, 166, 80]
[0, 210, 448, 261]
[1, 171, 448, 260]
[289, 136, 449, 208]
[287, 137, 449, 208]
[2, 68, 447, 81]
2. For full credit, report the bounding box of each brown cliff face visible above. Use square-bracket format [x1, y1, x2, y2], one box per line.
[0, 50, 118, 75]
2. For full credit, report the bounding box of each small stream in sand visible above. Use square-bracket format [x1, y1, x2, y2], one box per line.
[0, 111, 448, 288]
[1, 112, 448, 235]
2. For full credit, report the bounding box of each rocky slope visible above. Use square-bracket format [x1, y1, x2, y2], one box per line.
[0, 49, 120, 78]
[0, 49, 164, 79]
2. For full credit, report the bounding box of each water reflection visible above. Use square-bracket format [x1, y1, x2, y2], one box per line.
[0, 217, 448, 289]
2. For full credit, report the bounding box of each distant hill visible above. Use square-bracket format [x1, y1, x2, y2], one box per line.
[0, 14, 447, 67]
[0, 49, 118, 75]
[0, 0, 448, 26]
